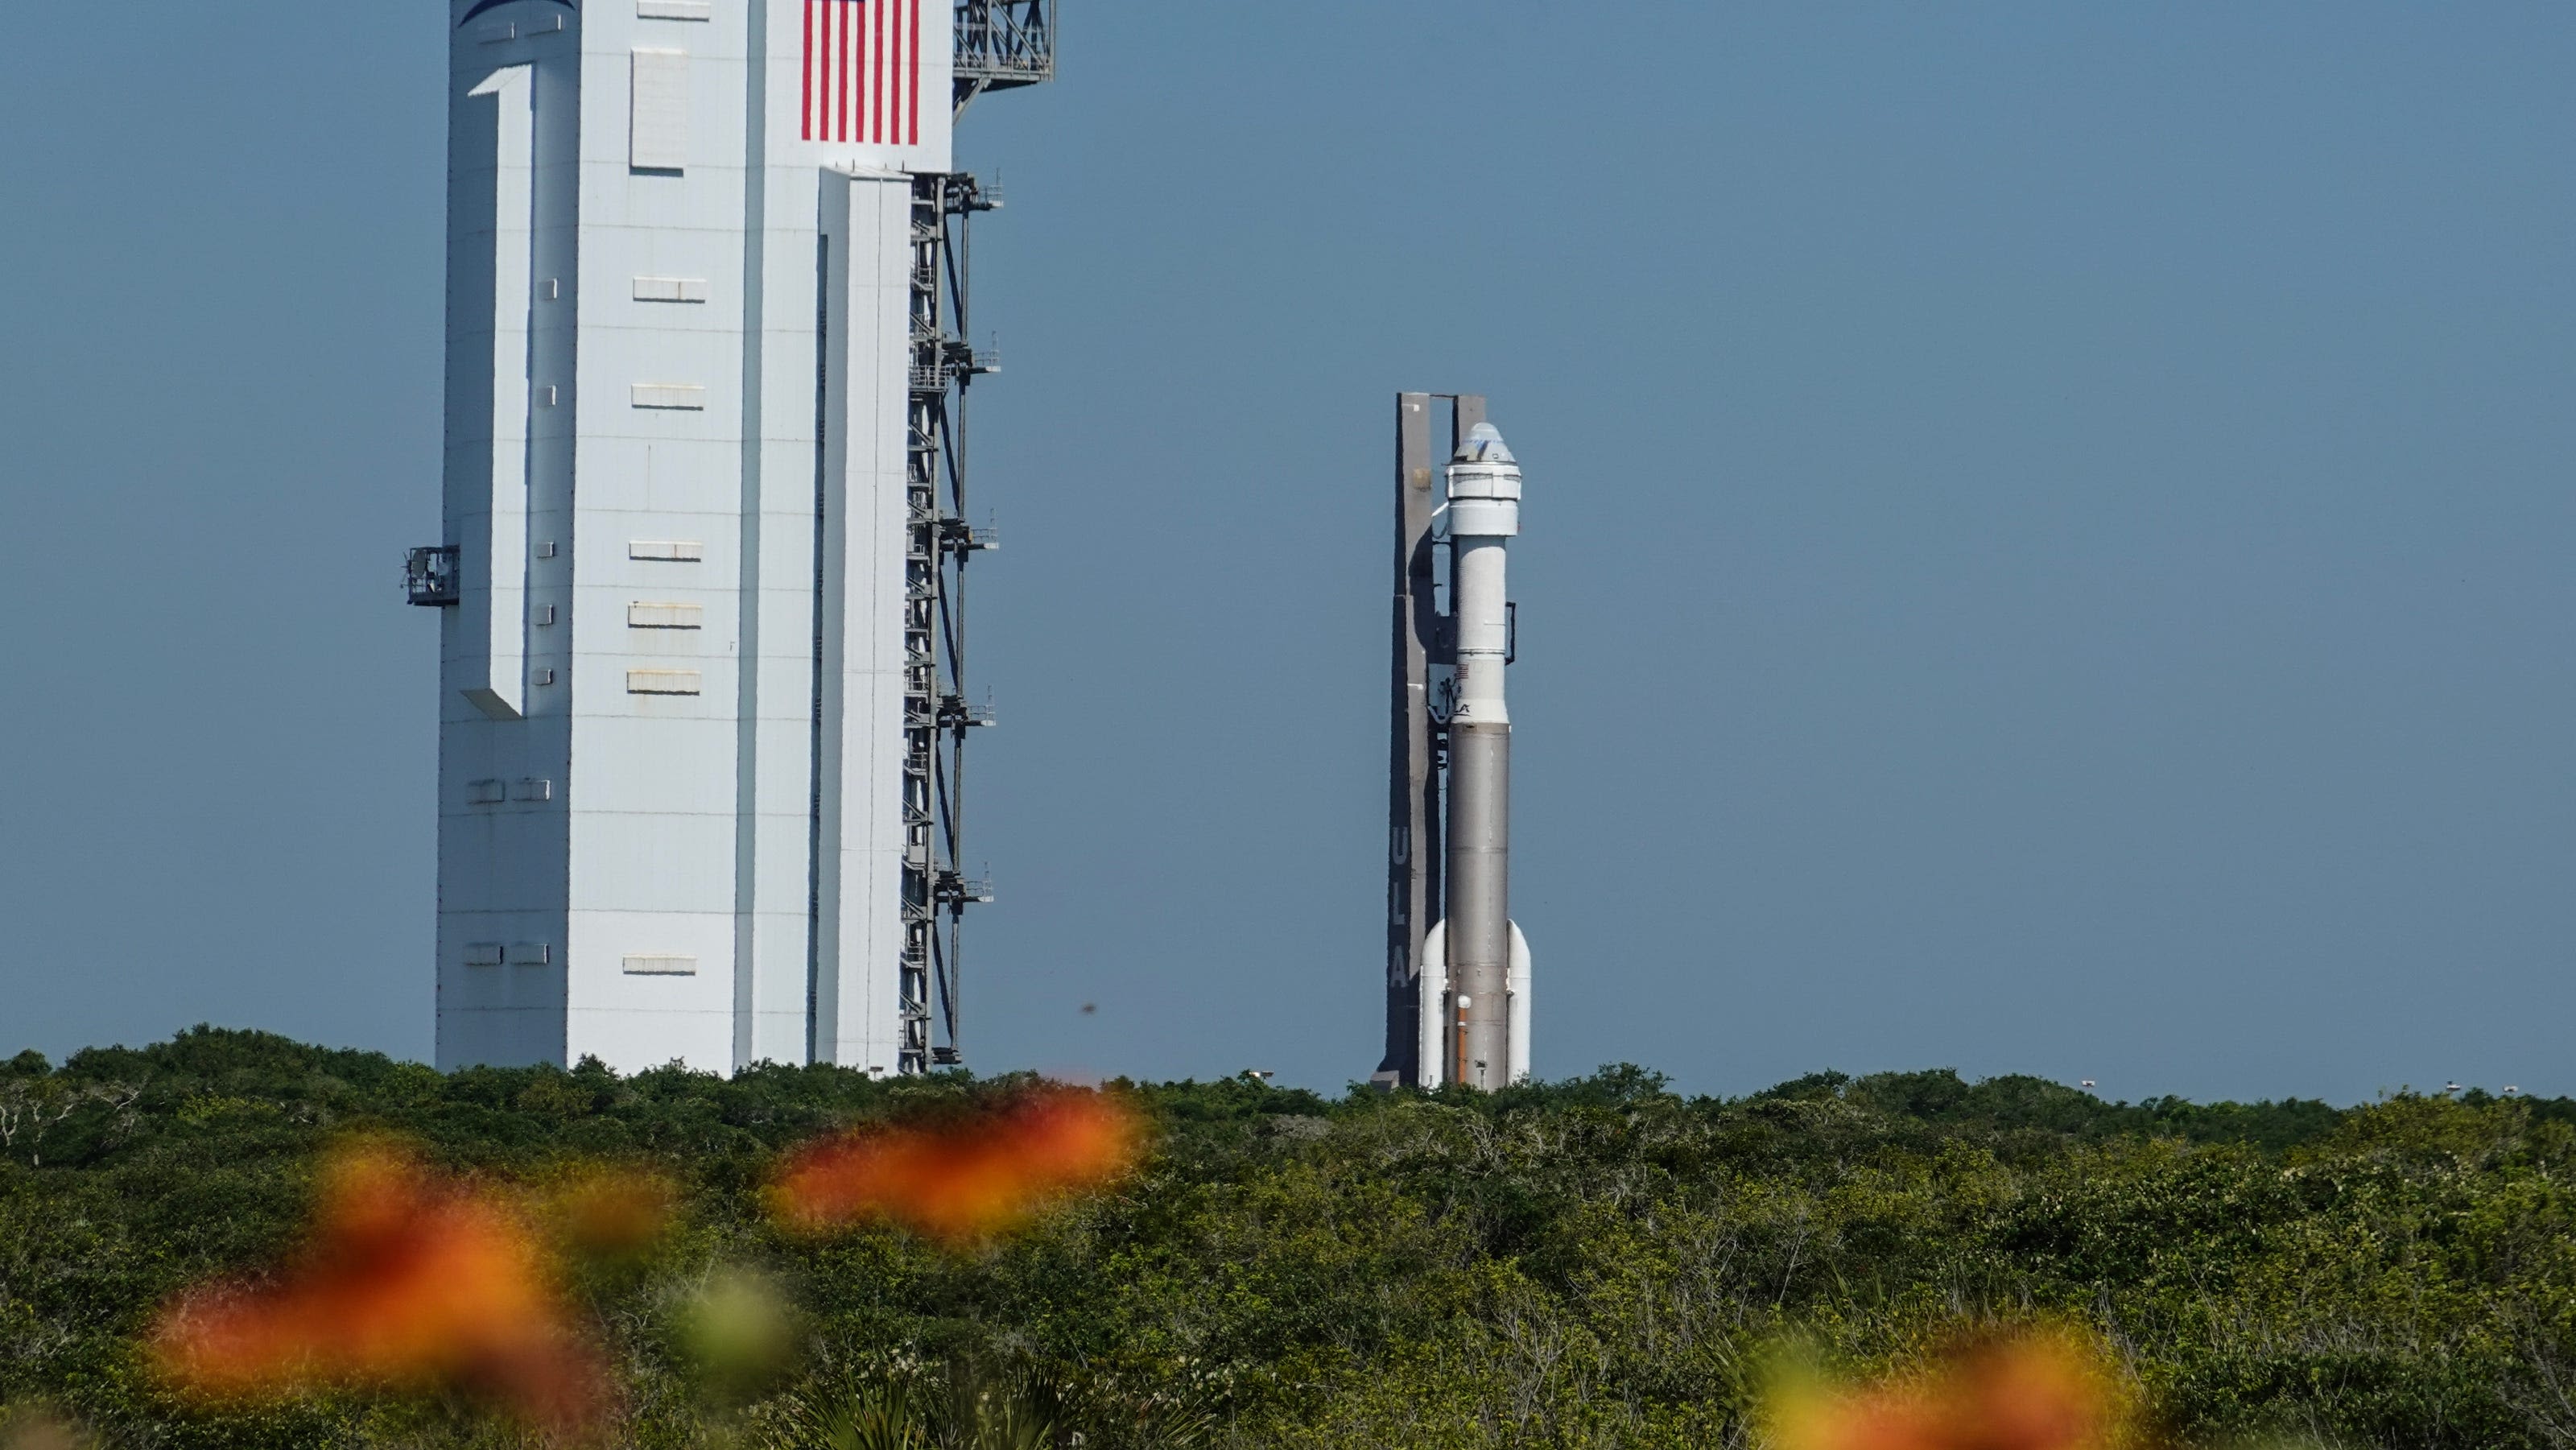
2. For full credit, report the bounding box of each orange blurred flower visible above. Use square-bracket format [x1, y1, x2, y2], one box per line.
[770, 1089, 1142, 1242]
[149, 1145, 607, 1434]
[1771, 1328, 2136, 1450]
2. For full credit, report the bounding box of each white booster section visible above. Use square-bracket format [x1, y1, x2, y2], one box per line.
[435, 0, 956, 1075]
[1414, 920, 1532, 1087]
[1422, 423, 1532, 1088]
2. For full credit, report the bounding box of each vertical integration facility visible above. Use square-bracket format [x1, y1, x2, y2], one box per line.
[412, 0, 1055, 1075]
[1376, 395, 1534, 1091]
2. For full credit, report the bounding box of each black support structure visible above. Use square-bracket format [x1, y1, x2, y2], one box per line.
[899, 172, 1004, 1074]
[877, 2, 1054, 1076]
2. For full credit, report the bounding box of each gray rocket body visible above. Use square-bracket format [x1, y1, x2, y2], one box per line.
[1446, 723, 1513, 1084]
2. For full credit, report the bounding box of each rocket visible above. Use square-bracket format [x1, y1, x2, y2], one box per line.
[1426, 422, 1531, 1089]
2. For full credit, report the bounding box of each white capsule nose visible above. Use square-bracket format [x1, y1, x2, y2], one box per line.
[1457, 421, 1514, 465]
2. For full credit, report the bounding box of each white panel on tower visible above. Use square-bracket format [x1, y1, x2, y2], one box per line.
[626, 669, 704, 695]
[629, 50, 691, 171]
[812, 167, 914, 1075]
[633, 275, 709, 303]
[459, 63, 532, 722]
[631, 382, 706, 410]
[629, 601, 704, 629]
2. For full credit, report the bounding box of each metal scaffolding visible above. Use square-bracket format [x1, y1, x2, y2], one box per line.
[900, 172, 1003, 1073]
[954, 0, 1054, 111]
[870, 1, 1053, 1076]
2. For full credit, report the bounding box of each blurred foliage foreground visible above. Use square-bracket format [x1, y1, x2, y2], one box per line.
[6, 1030, 2576, 1450]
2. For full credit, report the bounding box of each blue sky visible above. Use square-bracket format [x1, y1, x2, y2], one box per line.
[3, 2, 2571, 1101]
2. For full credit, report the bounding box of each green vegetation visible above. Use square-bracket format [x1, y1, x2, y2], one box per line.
[5, 1029, 2574, 1448]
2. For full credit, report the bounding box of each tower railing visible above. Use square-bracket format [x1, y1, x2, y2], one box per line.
[954, 0, 1054, 109]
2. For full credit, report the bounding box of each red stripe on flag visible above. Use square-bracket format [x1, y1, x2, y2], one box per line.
[873, 0, 887, 143]
[840, 0, 855, 143]
[800, 0, 815, 139]
[907, 0, 920, 144]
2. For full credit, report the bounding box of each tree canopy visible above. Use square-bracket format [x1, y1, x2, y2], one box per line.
[4, 1027, 2571, 1448]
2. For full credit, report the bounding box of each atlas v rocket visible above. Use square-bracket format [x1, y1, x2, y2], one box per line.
[1377, 395, 1533, 1091]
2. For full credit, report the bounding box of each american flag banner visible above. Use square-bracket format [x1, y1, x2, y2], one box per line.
[803, 0, 923, 146]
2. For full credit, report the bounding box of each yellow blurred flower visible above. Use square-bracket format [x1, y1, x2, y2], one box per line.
[547, 1165, 677, 1259]
[1769, 1326, 2140, 1450]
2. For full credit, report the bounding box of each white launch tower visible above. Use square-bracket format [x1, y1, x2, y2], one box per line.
[412, 0, 1053, 1075]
